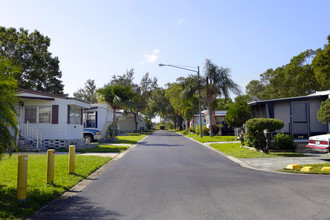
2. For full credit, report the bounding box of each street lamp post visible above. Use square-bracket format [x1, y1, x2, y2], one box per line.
[159, 63, 203, 138]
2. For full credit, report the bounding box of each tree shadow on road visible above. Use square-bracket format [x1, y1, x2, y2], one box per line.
[29, 195, 123, 220]
[138, 143, 183, 147]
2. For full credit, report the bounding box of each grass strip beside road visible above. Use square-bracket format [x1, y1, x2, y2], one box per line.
[210, 143, 306, 158]
[58, 144, 130, 153]
[194, 135, 236, 143]
[177, 131, 237, 142]
[79, 145, 130, 153]
[0, 154, 111, 219]
[117, 134, 147, 144]
[278, 163, 330, 174]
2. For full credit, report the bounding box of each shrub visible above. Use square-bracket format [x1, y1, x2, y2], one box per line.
[145, 119, 153, 129]
[245, 118, 284, 153]
[166, 122, 175, 129]
[188, 126, 195, 133]
[159, 124, 165, 130]
[317, 98, 330, 124]
[211, 125, 220, 135]
[106, 122, 119, 137]
[273, 132, 295, 151]
[217, 124, 223, 134]
[196, 125, 201, 135]
[202, 125, 210, 136]
[226, 100, 251, 128]
[238, 131, 246, 146]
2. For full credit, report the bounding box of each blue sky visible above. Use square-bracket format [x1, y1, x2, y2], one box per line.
[1, 0, 329, 96]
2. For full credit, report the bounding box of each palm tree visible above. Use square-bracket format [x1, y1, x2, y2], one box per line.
[0, 58, 19, 159]
[204, 59, 240, 136]
[97, 84, 134, 139]
[182, 59, 240, 137]
[181, 74, 203, 131]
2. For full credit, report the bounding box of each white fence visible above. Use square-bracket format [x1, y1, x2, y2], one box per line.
[20, 121, 43, 150]
[234, 128, 241, 138]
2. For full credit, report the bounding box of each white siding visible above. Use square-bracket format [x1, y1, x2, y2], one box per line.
[86, 104, 114, 137]
[106, 108, 113, 122]
[21, 99, 65, 139]
[20, 96, 88, 140]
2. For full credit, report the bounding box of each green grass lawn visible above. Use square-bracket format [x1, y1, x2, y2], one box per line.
[194, 135, 237, 143]
[57, 144, 130, 153]
[177, 131, 236, 141]
[0, 154, 111, 219]
[117, 133, 146, 144]
[186, 133, 198, 138]
[177, 131, 237, 143]
[278, 163, 330, 174]
[210, 143, 306, 158]
[178, 132, 198, 138]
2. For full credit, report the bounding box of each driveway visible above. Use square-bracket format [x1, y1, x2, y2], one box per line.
[31, 130, 330, 220]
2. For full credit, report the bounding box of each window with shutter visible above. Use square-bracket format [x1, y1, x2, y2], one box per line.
[52, 105, 59, 124]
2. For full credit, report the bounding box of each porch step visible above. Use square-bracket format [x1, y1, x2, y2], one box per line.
[17, 139, 38, 152]
[18, 145, 39, 152]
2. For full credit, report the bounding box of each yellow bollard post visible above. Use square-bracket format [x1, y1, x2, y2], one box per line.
[68, 145, 75, 174]
[17, 155, 28, 201]
[47, 149, 55, 184]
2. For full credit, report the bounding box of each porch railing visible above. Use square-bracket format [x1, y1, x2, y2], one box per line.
[20, 121, 43, 151]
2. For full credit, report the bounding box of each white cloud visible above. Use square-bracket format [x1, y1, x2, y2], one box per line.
[140, 49, 160, 64]
[176, 18, 185, 26]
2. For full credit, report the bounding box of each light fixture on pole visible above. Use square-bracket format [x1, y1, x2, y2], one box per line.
[158, 63, 203, 138]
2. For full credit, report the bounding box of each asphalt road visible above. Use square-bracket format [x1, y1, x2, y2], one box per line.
[31, 130, 330, 220]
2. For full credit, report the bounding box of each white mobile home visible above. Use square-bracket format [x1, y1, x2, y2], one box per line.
[84, 103, 114, 137]
[17, 89, 90, 151]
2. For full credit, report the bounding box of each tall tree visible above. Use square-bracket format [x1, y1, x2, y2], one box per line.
[0, 27, 64, 93]
[225, 97, 251, 128]
[146, 87, 175, 124]
[110, 69, 138, 90]
[0, 58, 19, 159]
[215, 98, 233, 110]
[133, 73, 158, 131]
[262, 50, 320, 99]
[97, 84, 134, 138]
[73, 79, 97, 103]
[165, 82, 187, 129]
[181, 74, 204, 131]
[313, 35, 330, 89]
[204, 59, 240, 136]
[245, 80, 265, 99]
[111, 70, 158, 132]
[317, 98, 330, 125]
[246, 38, 330, 101]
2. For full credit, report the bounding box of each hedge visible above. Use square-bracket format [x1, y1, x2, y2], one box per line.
[245, 118, 284, 154]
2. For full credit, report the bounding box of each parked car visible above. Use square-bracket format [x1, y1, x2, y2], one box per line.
[306, 134, 330, 152]
[83, 128, 102, 143]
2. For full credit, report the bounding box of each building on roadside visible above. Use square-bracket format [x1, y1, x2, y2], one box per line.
[248, 90, 330, 139]
[17, 89, 90, 151]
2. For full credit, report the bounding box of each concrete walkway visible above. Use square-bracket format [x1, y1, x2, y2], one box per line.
[239, 153, 330, 171]
[80, 153, 119, 158]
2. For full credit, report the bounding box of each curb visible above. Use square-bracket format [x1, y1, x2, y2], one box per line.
[28, 135, 149, 219]
[176, 132, 302, 175]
